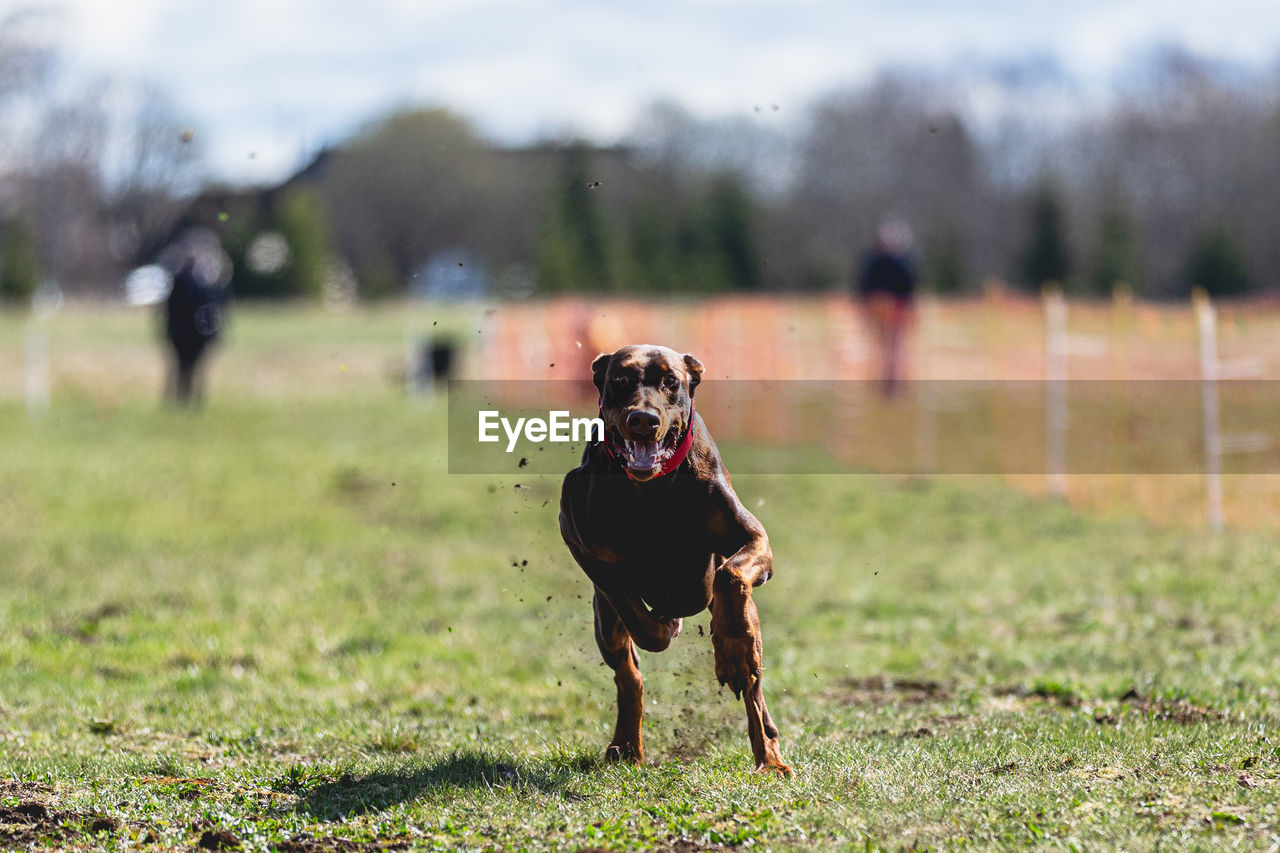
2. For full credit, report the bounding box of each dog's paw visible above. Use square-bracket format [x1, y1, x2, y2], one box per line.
[604, 741, 642, 765]
[755, 759, 795, 778]
[648, 613, 683, 646]
[711, 631, 761, 699]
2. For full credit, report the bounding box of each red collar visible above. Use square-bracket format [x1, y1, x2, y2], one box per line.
[598, 399, 696, 481]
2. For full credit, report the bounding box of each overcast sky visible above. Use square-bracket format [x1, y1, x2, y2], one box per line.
[46, 0, 1280, 186]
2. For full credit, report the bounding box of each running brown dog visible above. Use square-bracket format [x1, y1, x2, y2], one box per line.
[559, 344, 792, 775]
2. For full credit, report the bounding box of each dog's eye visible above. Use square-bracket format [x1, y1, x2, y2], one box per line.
[612, 374, 632, 386]
[661, 373, 678, 389]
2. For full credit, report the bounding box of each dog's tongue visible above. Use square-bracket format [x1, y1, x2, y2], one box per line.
[626, 440, 661, 471]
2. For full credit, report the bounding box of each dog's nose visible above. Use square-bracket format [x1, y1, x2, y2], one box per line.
[626, 410, 660, 438]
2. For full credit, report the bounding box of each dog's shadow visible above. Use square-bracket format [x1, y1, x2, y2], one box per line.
[296, 749, 596, 819]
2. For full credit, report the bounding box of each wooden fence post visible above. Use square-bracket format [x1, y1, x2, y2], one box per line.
[24, 321, 50, 417]
[1193, 287, 1270, 531]
[1194, 288, 1225, 532]
[1043, 284, 1068, 497]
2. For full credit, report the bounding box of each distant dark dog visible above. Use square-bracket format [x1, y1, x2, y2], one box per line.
[559, 345, 791, 775]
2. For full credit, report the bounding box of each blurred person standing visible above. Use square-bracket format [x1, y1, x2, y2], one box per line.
[162, 229, 230, 405]
[856, 221, 917, 396]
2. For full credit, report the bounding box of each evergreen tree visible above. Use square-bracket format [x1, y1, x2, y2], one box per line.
[0, 215, 41, 310]
[274, 189, 330, 299]
[628, 200, 680, 293]
[657, 172, 764, 294]
[1018, 183, 1071, 291]
[926, 226, 967, 294]
[537, 144, 615, 293]
[226, 190, 332, 299]
[695, 173, 762, 291]
[1184, 223, 1250, 297]
[535, 212, 578, 294]
[1091, 206, 1141, 296]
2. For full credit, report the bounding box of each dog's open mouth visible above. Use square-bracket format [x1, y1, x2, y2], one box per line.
[611, 428, 682, 477]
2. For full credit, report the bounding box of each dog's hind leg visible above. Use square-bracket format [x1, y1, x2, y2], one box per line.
[594, 588, 644, 764]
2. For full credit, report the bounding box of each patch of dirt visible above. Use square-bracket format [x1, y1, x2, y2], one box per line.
[52, 602, 128, 644]
[0, 799, 120, 848]
[272, 833, 411, 852]
[198, 827, 242, 850]
[663, 842, 734, 853]
[197, 820, 405, 852]
[1116, 688, 1223, 724]
[0, 780, 54, 799]
[663, 725, 716, 762]
[838, 675, 951, 705]
[993, 684, 1080, 707]
[996, 684, 1223, 724]
[864, 725, 935, 740]
[139, 775, 218, 800]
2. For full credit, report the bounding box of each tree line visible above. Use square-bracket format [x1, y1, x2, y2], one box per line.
[1, 8, 1277, 307]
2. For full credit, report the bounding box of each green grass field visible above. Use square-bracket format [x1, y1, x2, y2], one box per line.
[2, 305, 1279, 851]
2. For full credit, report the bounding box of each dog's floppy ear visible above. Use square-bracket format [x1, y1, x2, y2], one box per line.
[683, 353, 704, 395]
[591, 352, 613, 395]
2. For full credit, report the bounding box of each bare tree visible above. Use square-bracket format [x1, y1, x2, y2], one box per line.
[12, 83, 111, 290]
[787, 72, 982, 291]
[317, 108, 510, 295]
[0, 6, 55, 200]
[0, 7, 53, 104]
[109, 83, 206, 264]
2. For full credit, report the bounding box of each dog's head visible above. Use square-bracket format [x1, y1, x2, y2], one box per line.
[591, 344, 703, 481]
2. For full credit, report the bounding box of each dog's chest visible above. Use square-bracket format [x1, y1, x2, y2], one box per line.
[590, 489, 708, 557]
[588, 492, 716, 607]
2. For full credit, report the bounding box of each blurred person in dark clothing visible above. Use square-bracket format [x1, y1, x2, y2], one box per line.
[856, 221, 917, 396]
[163, 232, 228, 405]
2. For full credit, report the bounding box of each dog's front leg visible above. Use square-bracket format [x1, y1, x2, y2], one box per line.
[709, 527, 773, 697]
[564, 542, 683, 653]
[593, 588, 645, 763]
[595, 580, 683, 653]
[710, 535, 792, 776]
[710, 561, 766, 699]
